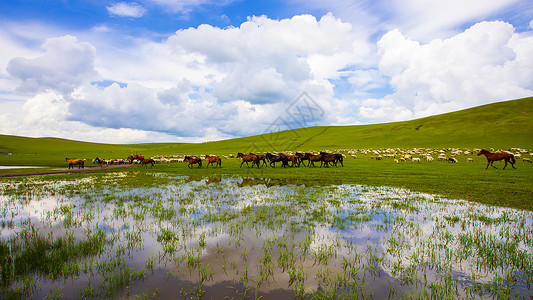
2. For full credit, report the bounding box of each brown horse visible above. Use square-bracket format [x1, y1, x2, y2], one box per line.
[304, 153, 323, 167]
[66, 158, 85, 169]
[321, 153, 337, 167]
[141, 159, 155, 168]
[237, 153, 258, 168]
[320, 152, 344, 167]
[184, 156, 202, 168]
[249, 153, 268, 167]
[279, 153, 300, 167]
[205, 154, 222, 168]
[478, 149, 516, 169]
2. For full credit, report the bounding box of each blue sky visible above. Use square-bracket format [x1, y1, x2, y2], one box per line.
[0, 0, 532, 143]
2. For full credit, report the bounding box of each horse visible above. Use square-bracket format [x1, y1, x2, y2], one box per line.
[249, 153, 268, 167]
[236, 153, 258, 168]
[184, 156, 202, 168]
[66, 158, 85, 169]
[320, 153, 337, 167]
[295, 152, 310, 167]
[320, 152, 344, 167]
[323, 152, 344, 167]
[478, 149, 516, 170]
[141, 159, 155, 168]
[205, 154, 222, 168]
[280, 153, 300, 167]
[265, 153, 289, 168]
[304, 153, 323, 167]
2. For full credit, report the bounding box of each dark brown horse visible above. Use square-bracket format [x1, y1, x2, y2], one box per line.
[237, 153, 258, 168]
[184, 156, 202, 168]
[249, 153, 268, 167]
[295, 152, 310, 167]
[265, 153, 289, 168]
[205, 154, 222, 168]
[478, 149, 516, 169]
[320, 153, 337, 167]
[141, 159, 155, 168]
[320, 152, 344, 167]
[280, 153, 300, 167]
[304, 153, 323, 167]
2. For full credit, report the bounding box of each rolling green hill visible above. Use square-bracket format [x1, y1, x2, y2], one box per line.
[0, 96, 532, 166]
[200, 96, 533, 153]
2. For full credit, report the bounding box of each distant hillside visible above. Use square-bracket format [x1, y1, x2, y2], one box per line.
[0, 97, 531, 165]
[193, 96, 533, 153]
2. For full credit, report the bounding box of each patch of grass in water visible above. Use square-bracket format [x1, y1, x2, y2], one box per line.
[0, 227, 109, 297]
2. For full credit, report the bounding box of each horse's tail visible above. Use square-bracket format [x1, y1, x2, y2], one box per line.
[510, 155, 516, 164]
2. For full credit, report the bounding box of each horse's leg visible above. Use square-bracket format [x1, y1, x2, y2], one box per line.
[491, 160, 498, 169]
[503, 159, 508, 170]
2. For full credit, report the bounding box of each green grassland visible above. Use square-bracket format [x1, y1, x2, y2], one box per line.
[0, 97, 532, 210]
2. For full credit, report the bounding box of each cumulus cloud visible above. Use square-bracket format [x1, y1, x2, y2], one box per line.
[167, 14, 371, 105]
[6, 35, 98, 94]
[359, 21, 533, 122]
[2, 14, 532, 143]
[107, 2, 146, 18]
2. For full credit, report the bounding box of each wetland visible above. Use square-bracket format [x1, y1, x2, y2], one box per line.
[0, 172, 532, 299]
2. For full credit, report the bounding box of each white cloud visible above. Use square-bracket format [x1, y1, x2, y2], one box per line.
[385, 0, 521, 40]
[107, 2, 146, 18]
[365, 21, 533, 122]
[6, 35, 98, 94]
[168, 14, 371, 104]
[1, 14, 532, 143]
[290, 0, 525, 42]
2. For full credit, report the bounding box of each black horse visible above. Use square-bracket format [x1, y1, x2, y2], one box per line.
[295, 152, 310, 167]
[265, 153, 289, 168]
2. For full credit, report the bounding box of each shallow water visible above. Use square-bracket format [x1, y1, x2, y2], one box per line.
[0, 173, 532, 299]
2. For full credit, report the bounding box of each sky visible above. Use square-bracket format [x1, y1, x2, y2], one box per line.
[0, 0, 532, 144]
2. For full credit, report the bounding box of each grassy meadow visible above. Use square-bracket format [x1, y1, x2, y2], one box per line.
[0, 96, 532, 210]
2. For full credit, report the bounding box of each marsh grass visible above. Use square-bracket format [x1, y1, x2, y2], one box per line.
[0, 172, 532, 299]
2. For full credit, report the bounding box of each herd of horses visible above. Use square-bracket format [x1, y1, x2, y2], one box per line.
[183, 152, 344, 169]
[237, 152, 344, 168]
[66, 149, 518, 170]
